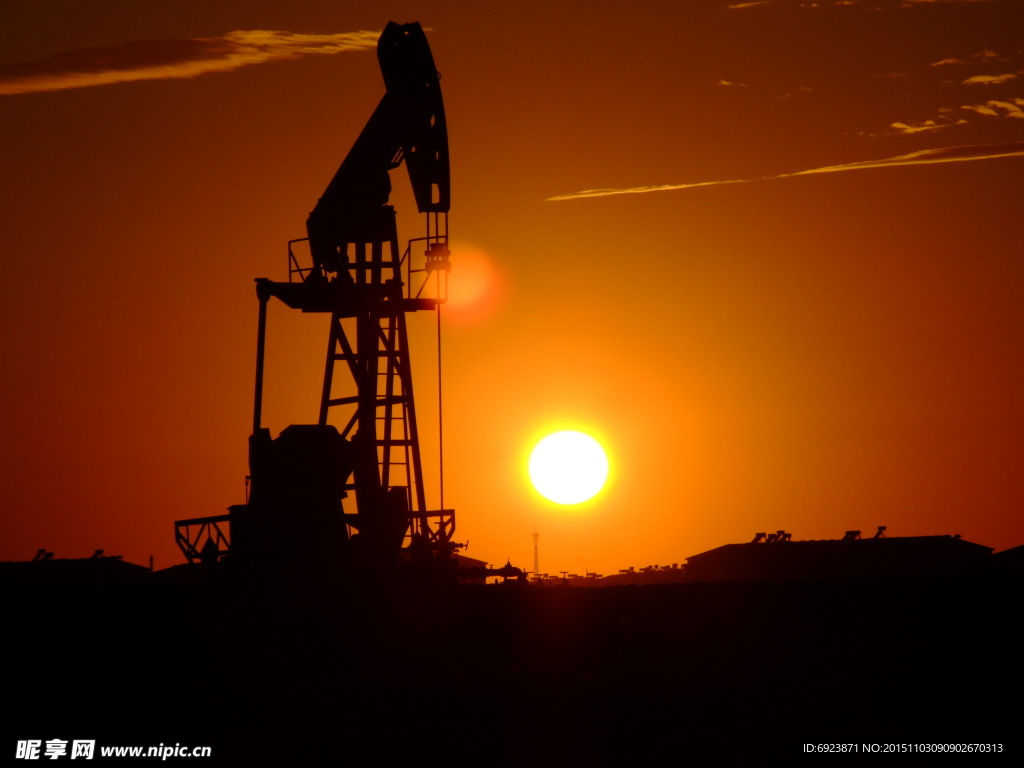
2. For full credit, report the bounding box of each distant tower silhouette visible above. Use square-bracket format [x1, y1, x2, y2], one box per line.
[533, 530, 540, 576]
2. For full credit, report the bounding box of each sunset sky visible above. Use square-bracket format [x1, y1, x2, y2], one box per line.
[2, 0, 1023, 576]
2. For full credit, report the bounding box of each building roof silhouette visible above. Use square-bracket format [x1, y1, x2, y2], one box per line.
[684, 531, 993, 582]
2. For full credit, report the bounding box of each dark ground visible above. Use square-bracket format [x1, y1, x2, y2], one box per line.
[5, 573, 1021, 764]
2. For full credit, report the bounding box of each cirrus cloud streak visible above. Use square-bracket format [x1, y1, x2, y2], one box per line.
[546, 142, 1024, 201]
[0, 30, 380, 96]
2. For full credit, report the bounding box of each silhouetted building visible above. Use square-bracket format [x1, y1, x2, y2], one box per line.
[684, 529, 993, 582]
[593, 564, 686, 586]
[455, 555, 525, 583]
[456, 554, 490, 584]
[991, 544, 1024, 573]
[0, 550, 151, 587]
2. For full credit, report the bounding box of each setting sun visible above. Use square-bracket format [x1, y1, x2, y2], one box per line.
[528, 431, 609, 505]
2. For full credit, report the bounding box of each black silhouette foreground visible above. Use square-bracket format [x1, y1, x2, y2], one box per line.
[5, 530, 1022, 760]
[4, 568, 1021, 761]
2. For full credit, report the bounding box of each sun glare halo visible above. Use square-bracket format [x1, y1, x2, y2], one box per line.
[528, 430, 609, 505]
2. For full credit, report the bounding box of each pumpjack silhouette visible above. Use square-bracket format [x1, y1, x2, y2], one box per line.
[175, 22, 459, 577]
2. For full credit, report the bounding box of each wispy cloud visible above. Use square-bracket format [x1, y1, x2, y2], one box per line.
[546, 142, 1024, 201]
[891, 120, 945, 134]
[729, 0, 858, 6]
[973, 49, 1002, 62]
[886, 93, 1022, 135]
[962, 99, 1024, 118]
[962, 73, 1017, 85]
[961, 104, 999, 116]
[932, 51, 1005, 68]
[0, 29, 380, 96]
[717, 79, 749, 87]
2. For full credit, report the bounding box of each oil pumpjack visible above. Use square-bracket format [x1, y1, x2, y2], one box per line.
[175, 22, 458, 575]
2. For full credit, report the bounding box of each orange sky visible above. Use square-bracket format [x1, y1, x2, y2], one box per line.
[2, 0, 1023, 576]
